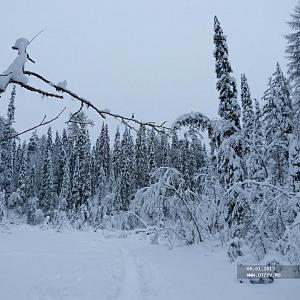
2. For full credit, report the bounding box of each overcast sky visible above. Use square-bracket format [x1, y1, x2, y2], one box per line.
[0, 0, 297, 141]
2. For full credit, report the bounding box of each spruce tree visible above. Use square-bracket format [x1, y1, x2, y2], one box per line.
[254, 99, 263, 148]
[156, 133, 170, 167]
[170, 131, 180, 170]
[53, 131, 64, 196]
[112, 127, 122, 179]
[135, 125, 149, 189]
[247, 99, 266, 181]
[27, 165, 37, 199]
[70, 156, 81, 211]
[147, 129, 156, 176]
[94, 123, 110, 183]
[0, 86, 16, 196]
[119, 127, 135, 210]
[289, 134, 300, 193]
[60, 149, 71, 201]
[241, 74, 254, 145]
[17, 143, 27, 207]
[40, 127, 55, 215]
[286, 2, 300, 136]
[69, 125, 91, 212]
[214, 16, 241, 129]
[263, 63, 293, 184]
[41, 148, 54, 216]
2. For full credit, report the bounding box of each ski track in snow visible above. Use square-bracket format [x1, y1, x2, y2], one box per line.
[0, 226, 299, 300]
[118, 247, 140, 300]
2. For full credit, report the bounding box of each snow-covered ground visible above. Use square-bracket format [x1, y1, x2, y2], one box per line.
[0, 226, 299, 300]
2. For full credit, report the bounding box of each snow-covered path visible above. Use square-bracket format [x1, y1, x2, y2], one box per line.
[0, 226, 299, 300]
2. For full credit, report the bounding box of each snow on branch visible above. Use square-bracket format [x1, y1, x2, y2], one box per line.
[11, 80, 63, 99]
[172, 111, 211, 131]
[0, 38, 171, 134]
[226, 179, 300, 200]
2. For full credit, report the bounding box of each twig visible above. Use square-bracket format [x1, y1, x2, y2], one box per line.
[0, 107, 66, 142]
[66, 102, 84, 124]
[0, 72, 12, 77]
[28, 30, 44, 46]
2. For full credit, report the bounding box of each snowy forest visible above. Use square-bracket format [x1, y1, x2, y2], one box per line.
[1, 2, 300, 280]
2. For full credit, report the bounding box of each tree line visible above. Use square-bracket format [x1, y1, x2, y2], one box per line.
[1, 7, 300, 264]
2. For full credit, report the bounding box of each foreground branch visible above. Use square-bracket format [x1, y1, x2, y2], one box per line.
[24, 70, 171, 133]
[11, 80, 63, 99]
[0, 107, 66, 142]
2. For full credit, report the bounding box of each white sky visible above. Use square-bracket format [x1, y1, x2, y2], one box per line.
[0, 0, 297, 141]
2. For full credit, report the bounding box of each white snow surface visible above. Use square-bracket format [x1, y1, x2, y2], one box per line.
[0, 226, 299, 300]
[13, 38, 29, 54]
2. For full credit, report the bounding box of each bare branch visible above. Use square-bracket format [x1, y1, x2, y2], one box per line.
[66, 102, 84, 124]
[28, 30, 44, 46]
[0, 107, 66, 142]
[0, 72, 12, 77]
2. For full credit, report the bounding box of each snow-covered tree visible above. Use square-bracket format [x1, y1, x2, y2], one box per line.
[241, 74, 254, 145]
[214, 16, 241, 129]
[41, 147, 55, 216]
[289, 134, 300, 193]
[147, 129, 157, 176]
[53, 131, 64, 196]
[263, 63, 293, 185]
[0, 86, 16, 196]
[112, 127, 122, 179]
[59, 149, 70, 201]
[170, 131, 180, 170]
[286, 2, 300, 137]
[119, 127, 135, 211]
[135, 125, 149, 189]
[95, 123, 110, 181]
